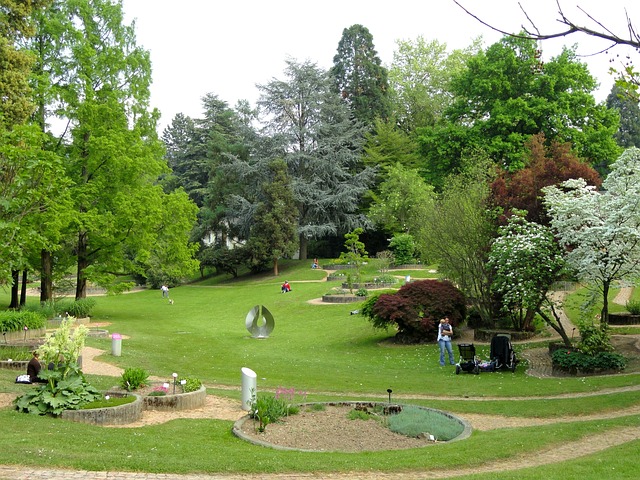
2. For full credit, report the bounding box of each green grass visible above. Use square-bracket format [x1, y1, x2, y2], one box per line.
[1, 261, 639, 478]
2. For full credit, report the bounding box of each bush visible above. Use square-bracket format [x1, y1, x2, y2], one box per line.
[14, 363, 101, 415]
[576, 321, 613, 355]
[120, 367, 149, 391]
[249, 394, 298, 432]
[551, 349, 627, 373]
[389, 233, 416, 266]
[0, 310, 46, 333]
[57, 298, 97, 318]
[355, 288, 368, 297]
[625, 299, 640, 315]
[180, 376, 202, 393]
[365, 280, 466, 343]
[360, 290, 401, 330]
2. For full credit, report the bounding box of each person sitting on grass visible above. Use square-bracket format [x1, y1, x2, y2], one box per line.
[281, 281, 291, 293]
[27, 351, 46, 383]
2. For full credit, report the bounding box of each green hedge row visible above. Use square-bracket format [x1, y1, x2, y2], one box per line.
[0, 310, 46, 333]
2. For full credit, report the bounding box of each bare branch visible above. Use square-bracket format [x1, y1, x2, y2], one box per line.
[453, 0, 640, 49]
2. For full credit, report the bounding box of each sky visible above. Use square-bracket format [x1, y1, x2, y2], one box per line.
[121, 0, 640, 133]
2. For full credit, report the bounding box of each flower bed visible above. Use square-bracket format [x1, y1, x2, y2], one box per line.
[60, 393, 143, 426]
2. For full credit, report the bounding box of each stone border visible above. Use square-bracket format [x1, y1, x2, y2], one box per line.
[321, 295, 362, 303]
[60, 393, 143, 425]
[142, 385, 207, 411]
[232, 401, 472, 452]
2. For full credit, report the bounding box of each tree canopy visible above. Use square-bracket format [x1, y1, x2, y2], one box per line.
[417, 36, 620, 187]
[543, 147, 640, 323]
[330, 24, 391, 125]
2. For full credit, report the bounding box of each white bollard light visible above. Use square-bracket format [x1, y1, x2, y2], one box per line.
[241, 367, 257, 411]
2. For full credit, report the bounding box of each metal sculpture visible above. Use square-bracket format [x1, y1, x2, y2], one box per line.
[245, 305, 274, 338]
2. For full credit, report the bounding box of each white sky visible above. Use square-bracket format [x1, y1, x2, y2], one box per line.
[121, 0, 640, 133]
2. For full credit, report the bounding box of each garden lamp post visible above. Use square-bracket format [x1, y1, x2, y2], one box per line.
[172, 372, 178, 394]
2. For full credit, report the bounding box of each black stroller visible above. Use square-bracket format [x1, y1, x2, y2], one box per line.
[455, 343, 480, 375]
[490, 334, 518, 372]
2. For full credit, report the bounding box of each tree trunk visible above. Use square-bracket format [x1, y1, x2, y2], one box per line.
[299, 233, 308, 261]
[19, 270, 27, 306]
[273, 257, 279, 276]
[75, 231, 88, 300]
[601, 280, 610, 324]
[537, 305, 572, 348]
[40, 249, 53, 303]
[9, 270, 19, 309]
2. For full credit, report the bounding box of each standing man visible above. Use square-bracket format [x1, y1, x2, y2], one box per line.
[437, 317, 455, 366]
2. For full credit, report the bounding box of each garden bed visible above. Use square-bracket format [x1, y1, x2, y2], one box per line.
[60, 393, 143, 426]
[608, 313, 640, 325]
[233, 402, 471, 452]
[340, 282, 396, 290]
[108, 383, 207, 412]
[321, 294, 363, 304]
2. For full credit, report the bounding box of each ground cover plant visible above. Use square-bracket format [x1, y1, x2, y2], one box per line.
[0, 260, 639, 478]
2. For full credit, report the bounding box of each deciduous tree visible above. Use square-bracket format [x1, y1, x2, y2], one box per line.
[489, 216, 571, 344]
[418, 36, 620, 186]
[543, 148, 640, 324]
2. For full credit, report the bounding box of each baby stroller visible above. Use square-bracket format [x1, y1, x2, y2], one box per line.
[455, 343, 480, 375]
[490, 334, 518, 372]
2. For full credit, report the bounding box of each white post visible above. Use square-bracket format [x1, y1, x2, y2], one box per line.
[241, 367, 257, 411]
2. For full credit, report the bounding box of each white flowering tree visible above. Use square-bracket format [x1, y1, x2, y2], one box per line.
[542, 148, 640, 324]
[488, 216, 572, 346]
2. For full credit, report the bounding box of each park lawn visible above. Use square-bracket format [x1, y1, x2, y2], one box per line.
[1, 260, 639, 478]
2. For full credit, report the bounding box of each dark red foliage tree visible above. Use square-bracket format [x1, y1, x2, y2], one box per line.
[491, 134, 602, 225]
[368, 280, 466, 344]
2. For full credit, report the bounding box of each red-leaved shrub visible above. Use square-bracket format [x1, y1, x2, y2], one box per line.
[369, 279, 466, 343]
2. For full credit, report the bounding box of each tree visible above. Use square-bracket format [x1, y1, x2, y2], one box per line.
[330, 24, 391, 125]
[244, 159, 298, 275]
[338, 228, 368, 288]
[453, 0, 640, 98]
[388, 35, 482, 132]
[418, 154, 499, 325]
[488, 216, 572, 345]
[257, 58, 376, 259]
[417, 35, 620, 185]
[606, 84, 640, 148]
[491, 133, 602, 225]
[28, 0, 199, 299]
[368, 163, 435, 236]
[0, 0, 48, 129]
[543, 148, 640, 324]
[0, 125, 69, 295]
[362, 119, 421, 174]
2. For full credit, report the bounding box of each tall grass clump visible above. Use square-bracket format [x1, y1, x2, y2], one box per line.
[386, 405, 464, 441]
[249, 393, 299, 432]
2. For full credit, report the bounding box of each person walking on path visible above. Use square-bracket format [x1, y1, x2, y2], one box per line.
[438, 317, 455, 366]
